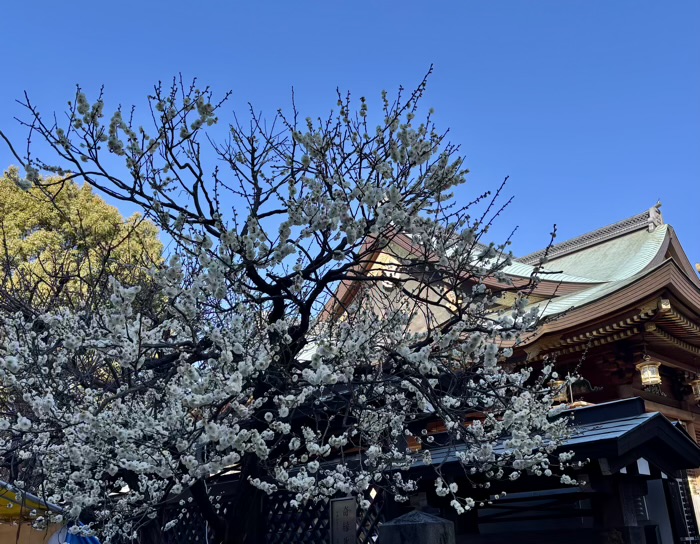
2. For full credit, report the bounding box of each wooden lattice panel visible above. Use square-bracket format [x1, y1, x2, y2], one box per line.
[265, 494, 330, 544]
[356, 490, 384, 544]
[154, 487, 385, 544]
[163, 506, 212, 544]
[265, 489, 384, 544]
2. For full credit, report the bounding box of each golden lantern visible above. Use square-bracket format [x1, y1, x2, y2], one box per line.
[636, 355, 662, 386]
[549, 380, 569, 403]
[689, 378, 700, 403]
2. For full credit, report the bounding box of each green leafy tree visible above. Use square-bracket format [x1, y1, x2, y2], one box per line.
[0, 167, 162, 313]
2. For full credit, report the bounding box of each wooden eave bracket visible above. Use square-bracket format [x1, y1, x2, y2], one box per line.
[645, 322, 700, 358]
[526, 300, 663, 362]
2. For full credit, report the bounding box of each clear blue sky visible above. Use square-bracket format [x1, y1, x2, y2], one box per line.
[1, 1, 698, 264]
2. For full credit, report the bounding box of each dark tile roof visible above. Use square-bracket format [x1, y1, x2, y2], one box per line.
[421, 397, 700, 475]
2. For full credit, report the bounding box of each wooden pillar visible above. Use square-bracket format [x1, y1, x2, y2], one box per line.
[591, 470, 648, 544]
[664, 471, 700, 543]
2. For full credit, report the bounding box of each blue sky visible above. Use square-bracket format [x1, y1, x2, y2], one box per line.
[1, 1, 698, 263]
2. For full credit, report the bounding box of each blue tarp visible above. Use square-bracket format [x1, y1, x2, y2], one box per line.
[49, 526, 101, 544]
[67, 532, 101, 544]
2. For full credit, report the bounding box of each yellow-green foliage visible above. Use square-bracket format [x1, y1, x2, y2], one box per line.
[0, 167, 162, 309]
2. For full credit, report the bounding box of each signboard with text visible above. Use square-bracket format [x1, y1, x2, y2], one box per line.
[330, 496, 356, 544]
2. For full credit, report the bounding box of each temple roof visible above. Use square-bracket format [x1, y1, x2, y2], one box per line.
[511, 204, 699, 321]
[328, 203, 700, 363]
[518, 203, 664, 265]
[537, 225, 668, 283]
[500, 204, 700, 366]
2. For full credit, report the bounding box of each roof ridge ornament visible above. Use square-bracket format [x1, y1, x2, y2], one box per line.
[648, 200, 663, 232]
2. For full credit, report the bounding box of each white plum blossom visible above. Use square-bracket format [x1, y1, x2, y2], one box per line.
[0, 75, 573, 543]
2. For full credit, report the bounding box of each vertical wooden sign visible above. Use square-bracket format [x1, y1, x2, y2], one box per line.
[330, 496, 356, 544]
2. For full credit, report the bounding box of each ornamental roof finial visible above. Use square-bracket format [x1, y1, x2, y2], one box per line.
[647, 200, 663, 232]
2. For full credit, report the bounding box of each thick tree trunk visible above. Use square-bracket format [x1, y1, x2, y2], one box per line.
[222, 482, 265, 544]
[218, 479, 265, 544]
[137, 519, 166, 544]
[190, 456, 266, 544]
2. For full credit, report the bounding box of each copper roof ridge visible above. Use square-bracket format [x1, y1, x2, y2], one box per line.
[517, 204, 664, 265]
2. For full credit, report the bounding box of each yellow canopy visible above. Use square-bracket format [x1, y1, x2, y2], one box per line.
[0, 483, 65, 543]
[0, 485, 51, 521]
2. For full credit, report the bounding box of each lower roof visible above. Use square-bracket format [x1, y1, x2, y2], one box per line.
[421, 398, 700, 475]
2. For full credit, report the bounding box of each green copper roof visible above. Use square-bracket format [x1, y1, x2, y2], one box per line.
[543, 224, 668, 282]
[503, 223, 667, 286]
[530, 272, 645, 318]
[501, 261, 601, 284]
[523, 225, 669, 317]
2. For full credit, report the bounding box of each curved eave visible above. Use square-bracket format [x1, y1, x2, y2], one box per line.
[666, 225, 700, 288]
[519, 258, 700, 347]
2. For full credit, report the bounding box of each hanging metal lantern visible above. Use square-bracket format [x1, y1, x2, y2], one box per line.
[549, 379, 568, 403]
[636, 355, 662, 386]
[689, 378, 700, 403]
